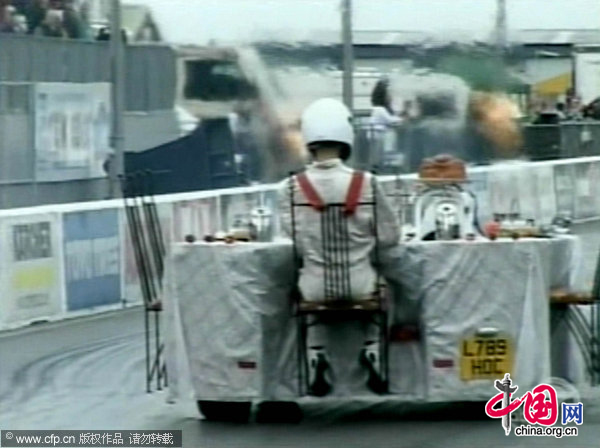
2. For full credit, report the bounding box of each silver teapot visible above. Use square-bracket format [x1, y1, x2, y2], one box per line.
[435, 201, 460, 240]
[250, 206, 274, 242]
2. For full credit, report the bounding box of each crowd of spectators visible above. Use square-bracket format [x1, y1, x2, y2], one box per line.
[0, 0, 88, 39]
[530, 92, 589, 124]
[527, 88, 600, 123]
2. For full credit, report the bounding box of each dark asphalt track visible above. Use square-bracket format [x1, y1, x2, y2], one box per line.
[1, 223, 599, 447]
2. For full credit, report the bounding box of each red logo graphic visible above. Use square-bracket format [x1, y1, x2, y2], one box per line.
[485, 373, 558, 435]
[486, 384, 558, 425]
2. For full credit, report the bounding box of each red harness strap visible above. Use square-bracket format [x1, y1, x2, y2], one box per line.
[344, 171, 365, 216]
[295, 171, 365, 215]
[296, 172, 325, 211]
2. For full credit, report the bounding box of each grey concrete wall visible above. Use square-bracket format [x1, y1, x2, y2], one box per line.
[0, 36, 182, 209]
[0, 109, 180, 209]
[0, 113, 33, 182]
[0, 177, 110, 209]
[0, 34, 176, 111]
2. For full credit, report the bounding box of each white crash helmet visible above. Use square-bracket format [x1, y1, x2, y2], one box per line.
[301, 98, 354, 149]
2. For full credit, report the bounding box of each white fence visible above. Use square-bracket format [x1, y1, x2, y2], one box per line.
[1, 156, 599, 331]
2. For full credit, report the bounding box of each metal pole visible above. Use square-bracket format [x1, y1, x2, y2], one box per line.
[341, 0, 354, 111]
[495, 0, 507, 50]
[110, 0, 125, 198]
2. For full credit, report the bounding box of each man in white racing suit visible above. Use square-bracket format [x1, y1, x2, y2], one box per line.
[278, 98, 401, 396]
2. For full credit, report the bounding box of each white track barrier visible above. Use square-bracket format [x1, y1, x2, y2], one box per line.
[0, 156, 598, 330]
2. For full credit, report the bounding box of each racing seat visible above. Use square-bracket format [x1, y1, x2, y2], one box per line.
[289, 170, 390, 396]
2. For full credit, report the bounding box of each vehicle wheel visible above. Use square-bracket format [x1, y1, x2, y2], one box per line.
[453, 401, 489, 420]
[256, 401, 303, 423]
[197, 401, 252, 423]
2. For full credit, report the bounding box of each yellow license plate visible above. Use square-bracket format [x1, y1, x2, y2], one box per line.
[460, 336, 513, 381]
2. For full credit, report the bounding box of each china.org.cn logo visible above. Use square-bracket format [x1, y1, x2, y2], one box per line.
[485, 373, 583, 438]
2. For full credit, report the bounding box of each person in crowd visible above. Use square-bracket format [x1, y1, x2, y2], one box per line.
[12, 11, 26, 32]
[96, 26, 128, 43]
[566, 96, 584, 121]
[1, 4, 26, 33]
[400, 99, 418, 121]
[533, 101, 561, 125]
[278, 98, 401, 396]
[368, 76, 403, 169]
[96, 26, 109, 40]
[78, 0, 91, 34]
[62, 0, 83, 38]
[371, 76, 395, 114]
[0, 4, 16, 32]
[34, 8, 65, 37]
[556, 102, 566, 120]
[581, 97, 600, 120]
[25, 0, 48, 34]
[534, 100, 546, 115]
[0, 0, 9, 26]
[10, 0, 30, 14]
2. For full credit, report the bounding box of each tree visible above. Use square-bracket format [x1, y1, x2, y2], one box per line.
[436, 53, 525, 93]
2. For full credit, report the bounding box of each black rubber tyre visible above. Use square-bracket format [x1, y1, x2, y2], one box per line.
[255, 401, 303, 423]
[197, 401, 252, 423]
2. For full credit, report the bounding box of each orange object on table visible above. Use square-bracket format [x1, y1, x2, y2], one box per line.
[419, 154, 466, 183]
[484, 221, 501, 240]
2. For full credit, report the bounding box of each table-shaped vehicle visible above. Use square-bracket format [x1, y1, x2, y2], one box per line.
[164, 236, 582, 421]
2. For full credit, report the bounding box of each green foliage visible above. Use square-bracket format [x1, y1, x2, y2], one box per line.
[436, 54, 525, 93]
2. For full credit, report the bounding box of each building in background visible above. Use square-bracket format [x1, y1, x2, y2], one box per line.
[4, 1, 600, 206]
[0, 33, 179, 208]
[81, 2, 600, 117]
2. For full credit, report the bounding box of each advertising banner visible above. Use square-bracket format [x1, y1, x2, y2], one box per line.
[219, 192, 262, 232]
[488, 167, 521, 216]
[0, 214, 62, 327]
[532, 165, 557, 224]
[259, 189, 281, 238]
[172, 198, 218, 242]
[516, 167, 540, 221]
[553, 164, 576, 218]
[589, 161, 600, 219]
[34, 83, 110, 182]
[573, 162, 600, 220]
[63, 209, 121, 311]
[469, 171, 490, 225]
